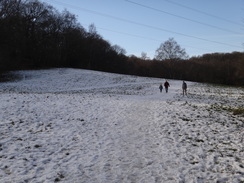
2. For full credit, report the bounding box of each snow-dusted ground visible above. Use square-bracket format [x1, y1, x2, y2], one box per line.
[0, 68, 243, 183]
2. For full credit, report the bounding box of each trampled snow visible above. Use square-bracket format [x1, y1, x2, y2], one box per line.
[0, 68, 243, 183]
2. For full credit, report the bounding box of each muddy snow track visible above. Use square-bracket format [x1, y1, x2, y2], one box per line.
[78, 94, 244, 183]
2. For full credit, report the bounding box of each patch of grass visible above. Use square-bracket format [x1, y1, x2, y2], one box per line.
[0, 72, 20, 82]
[210, 104, 244, 116]
[210, 104, 223, 112]
[224, 106, 244, 116]
[231, 107, 244, 116]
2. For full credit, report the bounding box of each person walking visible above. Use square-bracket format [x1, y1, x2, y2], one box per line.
[159, 83, 163, 93]
[182, 81, 187, 96]
[164, 80, 170, 93]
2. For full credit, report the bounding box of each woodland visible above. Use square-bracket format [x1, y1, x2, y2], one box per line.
[0, 0, 244, 86]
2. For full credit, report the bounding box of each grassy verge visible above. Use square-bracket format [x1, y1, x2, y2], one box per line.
[210, 104, 244, 117]
[230, 107, 244, 116]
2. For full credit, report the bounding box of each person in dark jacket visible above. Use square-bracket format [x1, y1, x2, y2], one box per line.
[182, 81, 187, 96]
[164, 80, 170, 93]
[159, 83, 163, 93]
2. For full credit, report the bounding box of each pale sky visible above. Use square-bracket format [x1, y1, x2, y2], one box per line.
[41, 0, 244, 59]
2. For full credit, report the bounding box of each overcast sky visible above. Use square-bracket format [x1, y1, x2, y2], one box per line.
[41, 0, 244, 58]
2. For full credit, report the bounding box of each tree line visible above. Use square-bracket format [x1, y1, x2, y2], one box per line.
[0, 0, 243, 86]
[133, 52, 244, 86]
[0, 0, 128, 72]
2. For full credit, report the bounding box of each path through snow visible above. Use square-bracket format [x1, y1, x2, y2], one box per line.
[0, 69, 243, 183]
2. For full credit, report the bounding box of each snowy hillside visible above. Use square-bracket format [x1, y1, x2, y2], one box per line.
[0, 68, 243, 183]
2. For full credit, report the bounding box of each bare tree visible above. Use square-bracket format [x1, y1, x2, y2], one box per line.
[111, 44, 126, 55]
[155, 37, 188, 60]
[88, 23, 101, 39]
[141, 52, 149, 60]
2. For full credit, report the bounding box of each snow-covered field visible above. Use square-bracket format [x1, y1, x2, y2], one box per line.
[0, 68, 243, 183]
